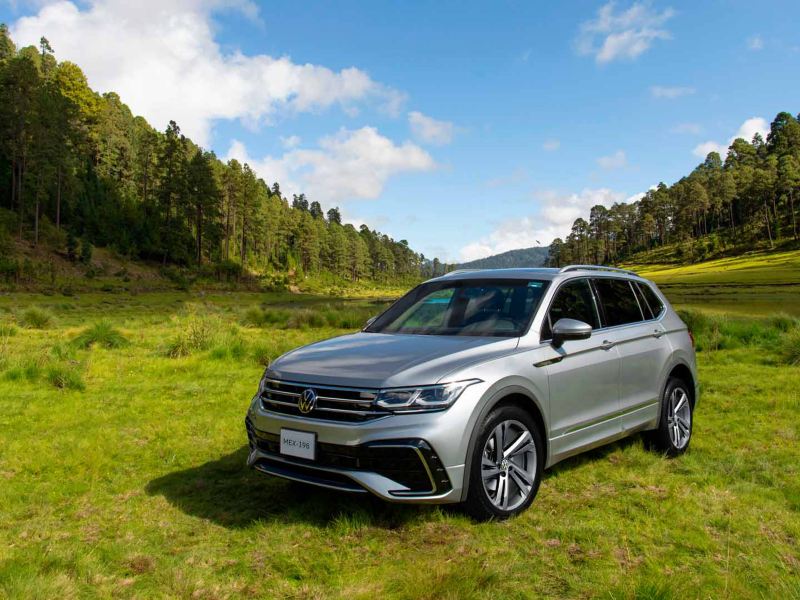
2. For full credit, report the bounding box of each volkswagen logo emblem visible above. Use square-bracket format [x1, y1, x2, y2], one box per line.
[298, 389, 317, 414]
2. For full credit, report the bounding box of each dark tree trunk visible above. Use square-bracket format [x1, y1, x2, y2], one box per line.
[56, 166, 62, 230]
[196, 203, 202, 263]
[763, 201, 774, 247]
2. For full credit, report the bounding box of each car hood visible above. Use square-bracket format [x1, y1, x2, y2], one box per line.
[268, 332, 519, 388]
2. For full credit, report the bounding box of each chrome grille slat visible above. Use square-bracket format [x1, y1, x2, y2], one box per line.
[262, 397, 385, 417]
[261, 378, 388, 422]
[266, 388, 301, 398]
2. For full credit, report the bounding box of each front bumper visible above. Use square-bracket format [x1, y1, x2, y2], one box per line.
[245, 383, 486, 503]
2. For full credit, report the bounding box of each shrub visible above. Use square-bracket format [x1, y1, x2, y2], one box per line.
[79, 240, 93, 265]
[251, 343, 273, 367]
[19, 307, 54, 329]
[164, 317, 217, 358]
[768, 313, 799, 333]
[72, 321, 129, 349]
[239, 307, 291, 328]
[46, 364, 85, 391]
[778, 330, 800, 366]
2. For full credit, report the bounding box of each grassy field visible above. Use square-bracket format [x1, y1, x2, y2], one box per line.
[1, 261, 799, 598]
[627, 248, 800, 316]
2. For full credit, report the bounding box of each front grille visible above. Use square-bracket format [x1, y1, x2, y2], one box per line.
[260, 378, 390, 423]
[249, 425, 451, 495]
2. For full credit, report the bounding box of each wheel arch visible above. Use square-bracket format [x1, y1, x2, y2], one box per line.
[666, 361, 696, 407]
[459, 386, 547, 502]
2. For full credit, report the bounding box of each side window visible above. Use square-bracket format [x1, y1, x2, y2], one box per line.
[636, 282, 665, 318]
[632, 283, 654, 319]
[541, 279, 600, 339]
[593, 278, 644, 327]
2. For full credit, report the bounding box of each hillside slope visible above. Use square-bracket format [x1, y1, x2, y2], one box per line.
[457, 246, 548, 270]
[624, 247, 800, 316]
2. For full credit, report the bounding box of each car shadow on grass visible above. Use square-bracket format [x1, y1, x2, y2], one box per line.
[145, 445, 439, 530]
[147, 436, 648, 529]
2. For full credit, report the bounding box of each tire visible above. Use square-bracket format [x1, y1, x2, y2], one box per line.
[646, 377, 694, 456]
[462, 405, 544, 521]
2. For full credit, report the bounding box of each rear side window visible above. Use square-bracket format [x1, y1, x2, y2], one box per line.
[542, 278, 600, 339]
[636, 282, 665, 319]
[593, 278, 643, 327]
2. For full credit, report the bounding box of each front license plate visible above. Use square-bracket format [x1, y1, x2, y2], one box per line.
[280, 428, 316, 460]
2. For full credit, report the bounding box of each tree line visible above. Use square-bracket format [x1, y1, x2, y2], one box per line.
[547, 111, 800, 267]
[0, 28, 446, 282]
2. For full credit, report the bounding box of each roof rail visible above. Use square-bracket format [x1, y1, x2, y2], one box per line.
[441, 269, 478, 276]
[559, 264, 638, 276]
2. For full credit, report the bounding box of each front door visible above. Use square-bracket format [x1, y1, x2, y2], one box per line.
[536, 278, 622, 461]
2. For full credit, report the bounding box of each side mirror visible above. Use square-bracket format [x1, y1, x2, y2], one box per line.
[364, 316, 377, 329]
[551, 318, 592, 347]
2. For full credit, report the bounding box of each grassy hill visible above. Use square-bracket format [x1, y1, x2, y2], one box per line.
[623, 247, 800, 316]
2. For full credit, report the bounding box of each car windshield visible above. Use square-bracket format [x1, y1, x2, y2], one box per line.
[365, 278, 549, 337]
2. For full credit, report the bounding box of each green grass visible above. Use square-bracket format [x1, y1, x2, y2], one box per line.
[71, 320, 129, 349]
[0, 284, 799, 598]
[625, 248, 800, 316]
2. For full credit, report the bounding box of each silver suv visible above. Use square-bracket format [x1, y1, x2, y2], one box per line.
[245, 266, 698, 519]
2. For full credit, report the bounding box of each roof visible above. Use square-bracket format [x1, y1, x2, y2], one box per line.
[431, 265, 643, 283]
[434, 267, 561, 281]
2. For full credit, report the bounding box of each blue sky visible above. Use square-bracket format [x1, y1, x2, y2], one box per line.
[3, 0, 799, 262]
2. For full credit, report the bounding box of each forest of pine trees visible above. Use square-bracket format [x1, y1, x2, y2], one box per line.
[548, 111, 800, 267]
[0, 27, 444, 283]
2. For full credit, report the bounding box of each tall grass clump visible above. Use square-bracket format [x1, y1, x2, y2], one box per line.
[239, 307, 290, 328]
[45, 364, 85, 391]
[0, 323, 17, 337]
[768, 312, 799, 333]
[71, 321, 129, 349]
[679, 309, 798, 353]
[778, 330, 800, 366]
[19, 307, 54, 329]
[251, 342, 273, 366]
[164, 316, 218, 358]
[209, 327, 248, 360]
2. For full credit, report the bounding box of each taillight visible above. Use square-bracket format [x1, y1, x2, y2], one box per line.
[687, 329, 695, 347]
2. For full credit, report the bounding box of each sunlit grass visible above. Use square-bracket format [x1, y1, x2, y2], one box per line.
[0, 288, 798, 598]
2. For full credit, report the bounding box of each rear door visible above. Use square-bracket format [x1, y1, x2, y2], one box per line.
[591, 277, 670, 432]
[540, 278, 622, 460]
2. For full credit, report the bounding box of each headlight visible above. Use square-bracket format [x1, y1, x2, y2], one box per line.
[375, 379, 482, 412]
[256, 368, 269, 395]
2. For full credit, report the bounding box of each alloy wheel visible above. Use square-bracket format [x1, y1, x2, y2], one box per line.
[666, 386, 691, 449]
[481, 419, 537, 511]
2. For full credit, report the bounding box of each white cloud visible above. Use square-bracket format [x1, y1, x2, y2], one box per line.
[576, 1, 675, 64]
[280, 135, 302, 149]
[597, 150, 627, 169]
[408, 111, 455, 145]
[650, 85, 695, 99]
[459, 188, 627, 262]
[10, 0, 405, 146]
[542, 138, 561, 151]
[671, 122, 702, 134]
[227, 126, 436, 205]
[747, 35, 764, 51]
[692, 117, 769, 158]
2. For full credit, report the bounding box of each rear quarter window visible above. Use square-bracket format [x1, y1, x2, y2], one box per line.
[636, 282, 665, 318]
[593, 278, 644, 327]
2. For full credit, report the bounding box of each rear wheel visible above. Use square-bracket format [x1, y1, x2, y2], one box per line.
[463, 405, 543, 520]
[647, 377, 693, 455]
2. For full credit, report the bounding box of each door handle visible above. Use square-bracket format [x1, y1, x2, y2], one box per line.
[600, 339, 615, 350]
[652, 329, 665, 338]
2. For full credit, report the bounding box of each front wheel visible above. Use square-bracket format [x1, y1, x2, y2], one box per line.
[463, 405, 544, 520]
[646, 377, 694, 455]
